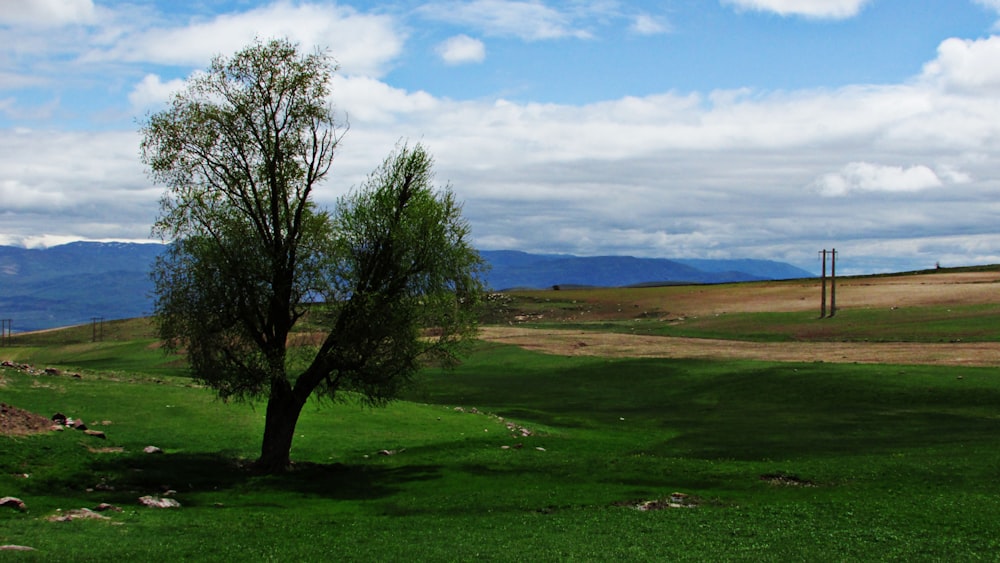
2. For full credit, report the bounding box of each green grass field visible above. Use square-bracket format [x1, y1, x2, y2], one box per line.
[3, 289, 1000, 560]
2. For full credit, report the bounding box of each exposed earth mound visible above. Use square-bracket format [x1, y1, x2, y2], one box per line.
[0, 403, 53, 436]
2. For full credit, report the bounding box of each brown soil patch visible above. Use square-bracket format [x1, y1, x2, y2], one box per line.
[478, 327, 1000, 366]
[507, 270, 1000, 321]
[0, 403, 54, 436]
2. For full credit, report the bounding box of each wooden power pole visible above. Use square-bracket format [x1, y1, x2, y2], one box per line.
[819, 249, 827, 318]
[829, 248, 837, 317]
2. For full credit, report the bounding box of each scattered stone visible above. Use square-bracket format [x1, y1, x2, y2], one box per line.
[143, 445, 163, 454]
[535, 446, 546, 451]
[47, 508, 110, 522]
[626, 492, 700, 511]
[760, 473, 816, 487]
[0, 497, 26, 511]
[52, 412, 67, 425]
[86, 446, 124, 454]
[377, 449, 397, 456]
[94, 503, 122, 513]
[139, 496, 181, 509]
[44, 368, 61, 376]
[0, 545, 35, 551]
[83, 429, 106, 439]
[503, 420, 534, 437]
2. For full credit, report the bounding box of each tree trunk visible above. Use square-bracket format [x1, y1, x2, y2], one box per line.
[255, 380, 306, 474]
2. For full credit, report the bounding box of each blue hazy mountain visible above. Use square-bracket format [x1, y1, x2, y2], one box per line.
[0, 243, 814, 332]
[480, 250, 814, 289]
[0, 242, 165, 333]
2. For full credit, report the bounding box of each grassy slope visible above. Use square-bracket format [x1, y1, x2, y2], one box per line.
[493, 268, 1000, 343]
[2, 272, 1000, 560]
[3, 350, 1000, 559]
[528, 304, 1000, 343]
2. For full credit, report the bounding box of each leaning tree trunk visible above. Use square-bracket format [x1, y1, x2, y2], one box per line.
[255, 379, 307, 473]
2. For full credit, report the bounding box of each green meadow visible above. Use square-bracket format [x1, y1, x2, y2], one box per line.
[3, 274, 1000, 560]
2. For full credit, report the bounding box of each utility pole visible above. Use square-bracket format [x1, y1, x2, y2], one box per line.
[819, 249, 827, 318]
[818, 249, 840, 319]
[0, 319, 8, 347]
[91, 316, 105, 343]
[829, 248, 837, 317]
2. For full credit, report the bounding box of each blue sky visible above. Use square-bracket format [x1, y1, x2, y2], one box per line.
[3, 0, 1000, 274]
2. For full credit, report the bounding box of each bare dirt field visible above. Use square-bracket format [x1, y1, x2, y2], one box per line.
[481, 270, 1000, 366]
[603, 271, 1000, 318]
[478, 326, 1000, 366]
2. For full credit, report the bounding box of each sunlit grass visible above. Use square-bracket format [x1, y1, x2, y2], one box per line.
[3, 337, 1000, 559]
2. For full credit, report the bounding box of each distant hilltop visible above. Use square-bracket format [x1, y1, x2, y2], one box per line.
[480, 250, 814, 290]
[0, 242, 814, 332]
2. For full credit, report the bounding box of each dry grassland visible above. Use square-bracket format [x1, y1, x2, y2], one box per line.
[481, 270, 1000, 366]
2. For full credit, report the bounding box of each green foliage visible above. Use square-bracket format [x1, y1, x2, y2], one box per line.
[314, 143, 486, 406]
[142, 38, 342, 401]
[140, 38, 484, 470]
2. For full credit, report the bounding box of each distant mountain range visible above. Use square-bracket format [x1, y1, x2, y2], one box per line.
[0, 242, 814, 332]
[482, 250, 813, 290]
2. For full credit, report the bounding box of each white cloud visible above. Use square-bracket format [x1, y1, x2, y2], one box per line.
[974, 0, 1000, 13]
[330, 75, 440, 124]
[418, 0, 592, 40]
[722, 0, 871, 19]
[128, 74, 187, 112]
[631, 14, 670, 36]
[0, 71, 48, 90]
[436, 35, 486, 65]
[921, 36, 1000, 92]
[812, 162, 944, 197]
[0, 129, 154, 241]
[0, 0, 96, 27]
[84, 2, 403, 77]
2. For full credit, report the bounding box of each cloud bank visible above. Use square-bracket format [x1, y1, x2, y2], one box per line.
[1, 1, 1000, 276]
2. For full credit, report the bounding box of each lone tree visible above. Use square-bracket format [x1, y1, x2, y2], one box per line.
[141, 38, 485, 473]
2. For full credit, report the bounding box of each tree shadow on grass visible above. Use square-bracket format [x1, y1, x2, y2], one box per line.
[66, 452, 444, 505]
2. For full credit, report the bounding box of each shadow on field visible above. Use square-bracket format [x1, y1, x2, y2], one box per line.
[81, 452, 442, 503]
[414, 349, 1000, 463]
